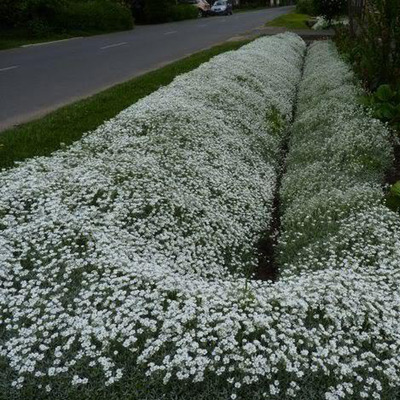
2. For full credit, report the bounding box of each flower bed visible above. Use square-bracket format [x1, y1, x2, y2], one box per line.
[279, 41, 393, 273]
[0, 33, 305, 397]
[1, 37, 400, 400]
[276, 42, 400, 400]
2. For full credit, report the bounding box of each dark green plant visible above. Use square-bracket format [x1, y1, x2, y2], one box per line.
[360, 84, 400, 131]
[336, 0, 400, 90]
[385, 181, 400, 213]
[169, 4, 198, 21]
[360, 0, 400, 88]
[54, 0, 133, 32]
[295, 0, 317, 15]
[144, 0, 175, 23]
[313, 0, 347, 22]
[0, 0, 26, 28]
[0, 0, 133, 34]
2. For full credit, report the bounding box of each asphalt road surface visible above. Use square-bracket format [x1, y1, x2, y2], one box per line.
[0, 6, 293, 131]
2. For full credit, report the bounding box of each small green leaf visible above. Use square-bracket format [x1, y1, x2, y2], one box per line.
[391, 181, 400, 197]
[373, 108, 384, 119]
[377, 103, 397, 119]
[376, 84, 394, 102]
[385, 194, 400, 212]
[358, 95, 372, 107]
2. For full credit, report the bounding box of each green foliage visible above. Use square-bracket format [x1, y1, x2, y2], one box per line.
[0, 0, 133, 35]
[54, 0, 133, 32]
[313, 0, 347, 21]
[266, 106, 285, 135]
[296, 0, 346, 20]
[360, 84, 400, 130]
[335, 0, 400, 90]
[143, 0, 197, 23]
[295, 0, 317, 15]
[144, 0, 174, 23]
[385, 181, 400, 213]
[169, 4, 198, 21]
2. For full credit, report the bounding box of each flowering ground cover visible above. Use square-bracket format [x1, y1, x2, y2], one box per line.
[1, 35, 400, 400]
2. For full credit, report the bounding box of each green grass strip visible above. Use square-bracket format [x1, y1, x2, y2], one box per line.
[0, 40, 249, 170]
[266, 12, 311, 29]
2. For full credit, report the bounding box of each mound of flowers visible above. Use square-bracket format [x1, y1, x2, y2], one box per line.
[1, 37, 400, 400]
[1, 33, 305, 397]
[279, 41, 393, 273]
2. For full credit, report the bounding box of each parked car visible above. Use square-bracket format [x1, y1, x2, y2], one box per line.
[210, 0, 232, 15]
[179, 0, 211, 17]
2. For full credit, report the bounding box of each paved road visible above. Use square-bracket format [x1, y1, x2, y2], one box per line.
[0, 6, 293, 131]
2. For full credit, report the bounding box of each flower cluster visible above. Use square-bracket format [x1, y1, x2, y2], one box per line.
[277, 42, 399, 399]
[279, 41, 393, 273]
[1, 37, 400, 400]
[1, 34, 305, 397]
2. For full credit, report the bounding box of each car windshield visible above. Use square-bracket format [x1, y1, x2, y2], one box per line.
[214, 1, 225, 5]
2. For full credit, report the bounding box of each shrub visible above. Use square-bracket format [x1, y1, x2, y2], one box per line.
[0, 0, 66, 30]
[169, 4, 198, 21]
[360, 0, 399, 88]
[53, 0, 133, 33]
[313, 0, 347, 21]
[0, 0, 133, 35]
[144, 0, 175, 23]
[335, 0, 399, 89]
[360, 84, 400, 131]
[0, 0, 26, 28]
[295, 0, 317, 15]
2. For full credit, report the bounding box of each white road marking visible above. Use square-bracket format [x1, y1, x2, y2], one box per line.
[0, 65, 19, 72]
[100, 42, 128, 50]
[164, 31, 178, 35]
[22, 37, 82, 47]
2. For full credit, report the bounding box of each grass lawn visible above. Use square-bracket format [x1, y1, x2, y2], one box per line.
[0, 40, 249, 170]
[266, 12, 311, 29]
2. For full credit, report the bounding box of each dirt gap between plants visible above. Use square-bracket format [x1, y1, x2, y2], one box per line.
[252, 44, 307, 282]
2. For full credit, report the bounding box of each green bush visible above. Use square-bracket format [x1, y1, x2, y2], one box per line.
[295, 0, 317, 15]
[335, 0, 400, 90]
[143, 0, 170, 22]
[169, 4, 198, 21]
[144, 0, 197, 23]
[314, 0, 346, 21]
[0, 0, 133, 35]
[296, 0, 346, 19]
[360, 84, 400, 131]
[54, 0, 133, 32]
[0, 0, 65, 29]
[0, 0, 25, 28]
